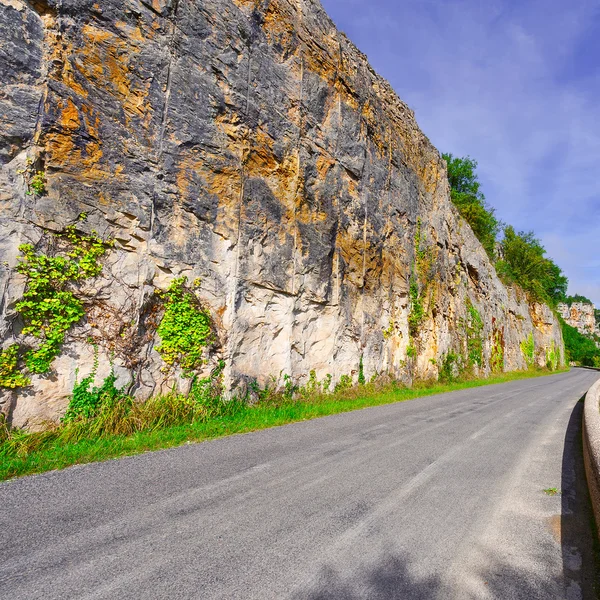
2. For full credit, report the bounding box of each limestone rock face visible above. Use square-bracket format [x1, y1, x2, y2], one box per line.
[557, 302, 599, 337]
[0, 0, 564, 428]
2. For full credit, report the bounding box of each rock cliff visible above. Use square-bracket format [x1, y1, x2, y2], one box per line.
[558, 302, 599, 337]
[0, 0, 564, 428]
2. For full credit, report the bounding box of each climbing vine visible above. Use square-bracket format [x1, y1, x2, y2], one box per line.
[465, 299, 484, 368]
[408, 218, 437, 341]
[0, 345, 30, 389]
[546, 341, 559, 371]
[0, 221, 112, 389]
[15, 225, 112, 374]
[520, 333, 535, 368]
[155, 277, 214, 377]
[439, 351, 461, 383]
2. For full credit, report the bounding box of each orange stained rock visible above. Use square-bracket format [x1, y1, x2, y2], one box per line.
[230, 0, 263, 10]
[44, 98, 113, 181]
[75, 24, 152, 125]
[262, 3, 297, 51]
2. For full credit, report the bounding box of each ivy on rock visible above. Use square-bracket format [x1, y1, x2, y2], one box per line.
[0, 222, 112, 389]
[155, 277, 214, 377]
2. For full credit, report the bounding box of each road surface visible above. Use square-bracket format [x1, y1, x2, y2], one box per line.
[1, 368, 599, 599]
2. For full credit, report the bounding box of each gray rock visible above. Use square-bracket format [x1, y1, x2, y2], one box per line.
[0, 0, 564, 428]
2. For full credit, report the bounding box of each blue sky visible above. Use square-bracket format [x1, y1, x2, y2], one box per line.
[321, 0, 600, 306]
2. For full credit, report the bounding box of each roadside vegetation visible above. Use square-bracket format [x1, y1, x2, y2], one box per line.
[560, 319, 600, 368]
[0, 367, 565, 481]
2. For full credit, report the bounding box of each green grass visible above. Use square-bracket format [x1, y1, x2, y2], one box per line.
[0, 367, 568, 481]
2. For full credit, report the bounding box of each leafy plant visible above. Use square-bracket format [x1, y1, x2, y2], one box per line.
[64, 371, 126, 423]
[465, 299, 484, 368]
[28, 171, 46, 196]
[15, 226, 111, 374]
[0, 345, 30, 389]
[334, 374, 352, 393]
[439, 351, 460, 383]
[408, 276, 424, 337]
[282, 373, 297, 399]
[17, 160, 46, 196]
[408, 218, 436, 340]
[155, 277, 213, 377]
[545, 341, 559, 372]
[559, 316, 600, 366]
[520, 333, 535, 368]
[0, 223, 112, 389]
[563, 294, 592, 305]
[358, 355, 366, 385]
[383, 320, 395, 339]
[62, 345, 127, 422]
[496, 226, 568, 305]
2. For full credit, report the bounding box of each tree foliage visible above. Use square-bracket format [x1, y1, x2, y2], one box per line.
[442, 153, 499, 259]
[563, 294, 593, 305]
[495, 226, 568, 305]
[560, 318, 600, 366]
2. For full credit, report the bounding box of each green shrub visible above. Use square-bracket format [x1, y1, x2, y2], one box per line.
[155, 277, 213, 377]
[495, 226, 567, 305]
[28, 171, 46, 195]
[408, 218, 436, 341]
[358, 355, 366, 385]
[64, 371, 126, 423]
[439, 351, 460, 383]
[334, 374, 352, 393]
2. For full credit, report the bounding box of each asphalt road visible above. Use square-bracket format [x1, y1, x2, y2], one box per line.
[1, 369, 599, 600]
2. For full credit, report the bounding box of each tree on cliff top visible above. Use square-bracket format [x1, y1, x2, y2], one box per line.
[563, 294, 593, 305]
[495, 226, 568, 305]
[442, 153, 499, 259]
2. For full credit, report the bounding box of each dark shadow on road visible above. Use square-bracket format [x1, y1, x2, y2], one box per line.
[291, 551, 440, 600]
[560, 396, 600, 599]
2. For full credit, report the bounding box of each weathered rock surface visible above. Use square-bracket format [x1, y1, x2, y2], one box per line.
[0, 0, 564, 429]
[557, 302, 599, 338]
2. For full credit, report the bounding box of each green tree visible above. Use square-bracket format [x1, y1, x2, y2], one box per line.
[563, 294, 593, 305]
[560, 318, 600, 366]
[442, 153, 499, 259]
[495, 226, 567, 304]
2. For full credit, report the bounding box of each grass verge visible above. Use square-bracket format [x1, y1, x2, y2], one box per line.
[0, 367, 568, 481]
